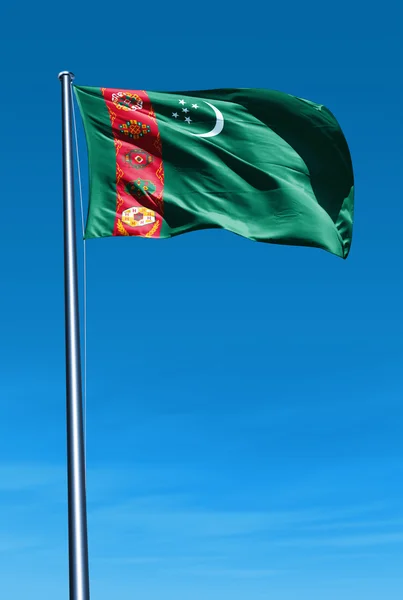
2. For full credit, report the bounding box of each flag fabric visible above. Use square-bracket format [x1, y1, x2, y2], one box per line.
[74, 86, 354, 258]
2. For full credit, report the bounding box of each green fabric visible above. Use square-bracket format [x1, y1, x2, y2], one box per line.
[73, 86, 116, 237]
[74, 86, 354, 258]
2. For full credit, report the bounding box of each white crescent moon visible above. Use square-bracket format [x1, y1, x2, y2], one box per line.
[191, 101, 224, 138]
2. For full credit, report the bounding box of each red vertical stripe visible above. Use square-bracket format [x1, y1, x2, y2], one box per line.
[101, 88, 164, 238]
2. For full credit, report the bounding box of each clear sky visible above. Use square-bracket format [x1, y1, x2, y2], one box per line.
[0, 2, 402, 599]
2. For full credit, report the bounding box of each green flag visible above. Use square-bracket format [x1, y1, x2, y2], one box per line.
[74, 85, 354, 258]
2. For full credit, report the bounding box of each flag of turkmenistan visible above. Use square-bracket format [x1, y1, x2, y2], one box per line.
[74, 86, 354, 258]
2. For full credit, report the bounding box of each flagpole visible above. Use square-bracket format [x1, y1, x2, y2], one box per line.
[58, 70, 90, 600]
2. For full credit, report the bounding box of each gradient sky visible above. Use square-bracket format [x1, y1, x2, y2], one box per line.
[0, 2, 402, 599]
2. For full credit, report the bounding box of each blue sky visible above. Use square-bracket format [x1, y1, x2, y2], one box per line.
[0, 1, 402, 598]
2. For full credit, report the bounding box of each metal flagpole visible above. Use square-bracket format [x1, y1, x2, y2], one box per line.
[58, 71, 90, 600]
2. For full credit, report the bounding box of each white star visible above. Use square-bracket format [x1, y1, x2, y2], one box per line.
[192, 103, 199, 109]
[185, 116, 192, 124]
[182, 107, 189, 113]
[172, 112, 179, 118]
[179, 99, 186, 105]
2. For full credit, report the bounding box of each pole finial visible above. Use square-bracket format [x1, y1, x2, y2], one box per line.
[58, 71, 75, 81]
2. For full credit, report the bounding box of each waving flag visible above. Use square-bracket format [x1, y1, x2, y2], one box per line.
[74, 86, 354, 258]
